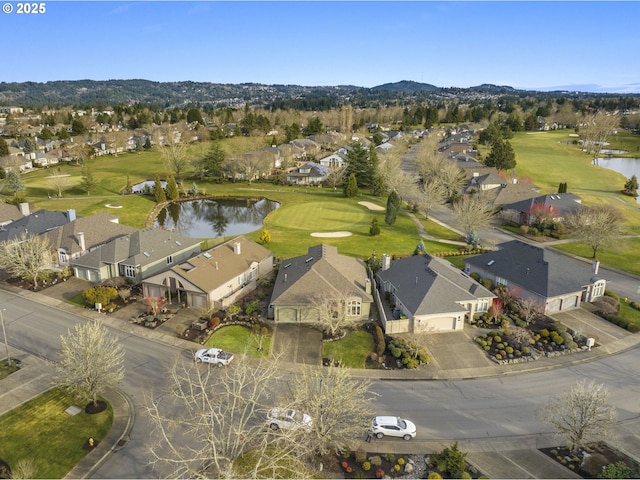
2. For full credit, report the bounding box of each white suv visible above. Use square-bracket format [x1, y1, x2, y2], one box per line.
[266, 408, 312, 431]
[371, 416, 417, 440]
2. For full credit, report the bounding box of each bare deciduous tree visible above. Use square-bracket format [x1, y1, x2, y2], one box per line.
[52, 319, 125, 408]
[287, 364, 376, 456]
[146, 355, 311, 479]
[564, 204, 624, 258]
[415, 178, 447, 219]
[539, 379, 618, 453]
[377, 150, 418, 198]
[516, 297, 544, 325]
[0, 232, 54, 289]
[452, 194, 496, 238]
[46, 171, 73, 197]
[156, 124, 192, 180]
[325, 165, 347, 191]
[579, 112, 620, 161]
[305, 292, 363, 337]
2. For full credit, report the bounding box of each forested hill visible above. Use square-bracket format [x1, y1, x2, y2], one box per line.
[0, 79, 631, 108]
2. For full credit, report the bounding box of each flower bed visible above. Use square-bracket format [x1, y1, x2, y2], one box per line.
[539, 442, 640, 478]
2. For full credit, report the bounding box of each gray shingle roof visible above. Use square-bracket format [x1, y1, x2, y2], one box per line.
[377, 255, 495, 316]
[270, 245, 371, 306]
[465, 240, 601, 297]
[0, 209, 70, 242]
[501, 193, 583, 216]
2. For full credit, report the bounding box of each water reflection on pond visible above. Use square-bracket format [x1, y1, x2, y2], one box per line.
[154, 197, 279, 238]
[595, 157, 640, 203]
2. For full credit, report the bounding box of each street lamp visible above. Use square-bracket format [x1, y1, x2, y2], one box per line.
[0, 309, 10, 366]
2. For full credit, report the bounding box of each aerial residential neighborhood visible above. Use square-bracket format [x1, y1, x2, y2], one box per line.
[1, 1, 640, 479]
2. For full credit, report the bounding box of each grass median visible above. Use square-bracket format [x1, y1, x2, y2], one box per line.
[0, 386, 113, 479]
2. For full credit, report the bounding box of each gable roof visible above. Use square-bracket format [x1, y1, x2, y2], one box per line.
[377, 255, 495, 316]
[465, 240, 601, 297]
[270, 244, 371, 306]
[493, 182, 541, 205]
[160, 236, 272, 293]
[44, 212, 137, 256]
[71, 227, 201, 269]
[0, 209, 70, 242]
[0, 202, 24, 225]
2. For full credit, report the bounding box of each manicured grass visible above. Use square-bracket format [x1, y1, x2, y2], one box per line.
[0, 359, 20, 380]
[619, 302, 640, 328]
[0, 386, 113, 479]
[419, 216, 464, 241]
[66, 292, 88, 308]
[205, 325, 271, 358]
[552, 239, 640, 277]
[322, 330, 374, 368]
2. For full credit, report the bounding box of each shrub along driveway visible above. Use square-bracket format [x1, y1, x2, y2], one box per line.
[550, 309, 629, 344]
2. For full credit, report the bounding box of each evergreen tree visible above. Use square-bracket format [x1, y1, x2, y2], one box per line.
[385, 190, 401, 226]
[413, 240, 427, 256]
[284, 123, 301, 142]
[345, 143, 371, 188]
[80, 166, 97, 195]
[485, 139, 516, 171]
[259, 229, 271, 245]
[124, 175, 133, 195]
[0, 137, 9, 156]
[166, 175, 179, 200]
[343, 173, 358, 198]
[5, 171, 26, 197]
[624, 175, 638, 195]
[153, 175, 166, 203]
[186, 108, 205, 125]
[369, 218, 380, 236]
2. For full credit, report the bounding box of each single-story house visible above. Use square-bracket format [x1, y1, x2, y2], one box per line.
[376, 254, 496, 334]
[268, 244, 373, 324]
[501, 193, 583, 226]
[465, 171, 507, 193]
[0, 207, 73, 243]
[464, 240, 606, 314]
[71, 227, 202, 283]
[44, 212, 137, 266]
[142, 236, 273, 310]
[286, 162, 328, 185]
[318, 152, 347, 168]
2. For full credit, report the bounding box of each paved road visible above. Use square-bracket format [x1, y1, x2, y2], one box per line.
[2, 286, 640, 478]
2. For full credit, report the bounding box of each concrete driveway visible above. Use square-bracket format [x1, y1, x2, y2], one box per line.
[550, 307, 629, 345]
[272, 323, 323, 365]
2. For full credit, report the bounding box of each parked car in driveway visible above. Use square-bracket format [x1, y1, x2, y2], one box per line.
[266, 408, 312, 431]
[371, 416, 416, 440]
[194, 347, 234, 366]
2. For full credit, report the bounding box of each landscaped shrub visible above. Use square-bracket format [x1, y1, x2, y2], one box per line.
[604, 290, 620, 301]
[427, 473, 443, 480]
[355, 449, 367, 464]
[583, 453, 609, 477]
[549, 321, 567, 334]
[82, 286, 118, 308]
[469, 272, 480, 282]
[480, 278, 493, 290]
[375, 468, 385, 478]
[599, 461, 632, 479]
[362, 461, 371, 471]
[431, 442, 467, 479]
[627, 323, 639, 333]
[369, 456, 382, 467]
[374, 324, 386, 356]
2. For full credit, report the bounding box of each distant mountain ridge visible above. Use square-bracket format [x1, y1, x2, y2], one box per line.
[0, 79, 633, 108]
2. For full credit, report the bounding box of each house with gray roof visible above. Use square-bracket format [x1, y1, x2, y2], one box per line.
[501, 193, 583, 225]
[286, 162, 328, 185]
[71, 227, 201, 283]
[44, 212, 137, 266]
[465, 171, 507, 193]
[0, 202, 26, 227]
[318, 152, 347, 168]
[464, 240, 606, 314]
[142, 236, 273, 310]
[376, 254, 495, 334]
[0, 208, 74, 243]
[268, 244, 373, 324]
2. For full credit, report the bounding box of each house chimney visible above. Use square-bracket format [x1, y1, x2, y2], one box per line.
[77, 231, 86, 252]
[18, 202, 30, 216]
[284, 273, 287, 283]
[66, 209, 76, 222]
[234, 241, 241, 255]
[593, 260, 600, 275]
[381, 254, 391, 272]
[365, 278, 371, 294]
[215, 261, 219, 270]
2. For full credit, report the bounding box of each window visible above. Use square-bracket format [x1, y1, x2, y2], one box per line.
[166, 255, 173, 265]
[124, 265, 136, 278]
[347, 300, 361, 316]
[496, 276, 508, 287]
[249, 268, 257, 280]
[477, 299, 489, 312]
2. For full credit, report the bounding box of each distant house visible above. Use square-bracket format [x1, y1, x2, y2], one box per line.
[0, 202, 26, 227]
[464, 240, 606, 314]
[465, 171, 507, 193]
[501, 193, 583, 225]
[376, 254, 495, 334]
[375, 142, 394, 153]
[318, 152, 347, 168]
[71, 228, 201, 283]
[268, 244, 373, 323]
[44, 212, 136, 266]
[286, 162, 328, 185]
[142, 236, 273, 310]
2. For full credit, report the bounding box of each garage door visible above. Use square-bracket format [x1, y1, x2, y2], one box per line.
[419, 317, 456, 332]
[547, 298, 562, 313]
[277, 308, 297, 323]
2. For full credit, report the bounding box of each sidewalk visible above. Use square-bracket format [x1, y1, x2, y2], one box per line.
[2, 278, 640, 479]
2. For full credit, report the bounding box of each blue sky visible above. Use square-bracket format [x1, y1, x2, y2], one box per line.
[2, 1, 639, 93]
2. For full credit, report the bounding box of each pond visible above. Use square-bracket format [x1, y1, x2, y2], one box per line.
[594, 157, 640, 203]
[154, 197, 279, 238]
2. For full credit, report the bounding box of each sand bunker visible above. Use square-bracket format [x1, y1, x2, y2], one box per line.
[310, 231, 353, 238]
[358, 201, 385, 211]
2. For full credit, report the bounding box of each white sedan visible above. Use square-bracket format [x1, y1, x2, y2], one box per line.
[371, 416, 417, 440]
[194, 348, 234, 366]
[266, 408, 313, 431]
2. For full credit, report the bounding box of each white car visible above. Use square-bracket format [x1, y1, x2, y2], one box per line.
[194, 348, 234, 366]
[266, 408, 312, 431]
[371, 416, 417, 440]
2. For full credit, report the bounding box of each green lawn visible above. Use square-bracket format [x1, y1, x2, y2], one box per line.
[552, 238, 640, 277]
[0, 386, 113, 479]
[321, 330, 374, 368]
[0, 359, 20, 380]
[619, 302, 640, 328]
[205, 325, 271, 357]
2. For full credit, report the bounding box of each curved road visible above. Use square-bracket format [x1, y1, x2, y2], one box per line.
[1, 287, 639, 478]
